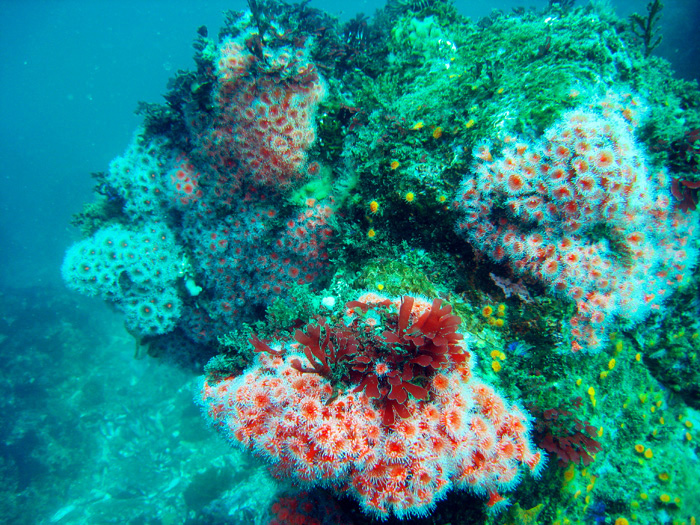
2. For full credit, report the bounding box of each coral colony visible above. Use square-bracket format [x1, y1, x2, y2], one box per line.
[454, 94, 697, 352]
[63, 20, 333, 341]
[200, 294, 542, 518]
[63, 1, 700, 523]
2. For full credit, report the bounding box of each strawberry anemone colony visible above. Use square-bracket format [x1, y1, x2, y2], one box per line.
[199, 294, 543, 519]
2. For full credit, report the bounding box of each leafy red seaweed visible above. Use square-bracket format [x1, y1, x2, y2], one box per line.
[249, 334, 283, 356]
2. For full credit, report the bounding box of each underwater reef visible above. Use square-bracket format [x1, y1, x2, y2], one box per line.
[63, 0, 700, 523]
